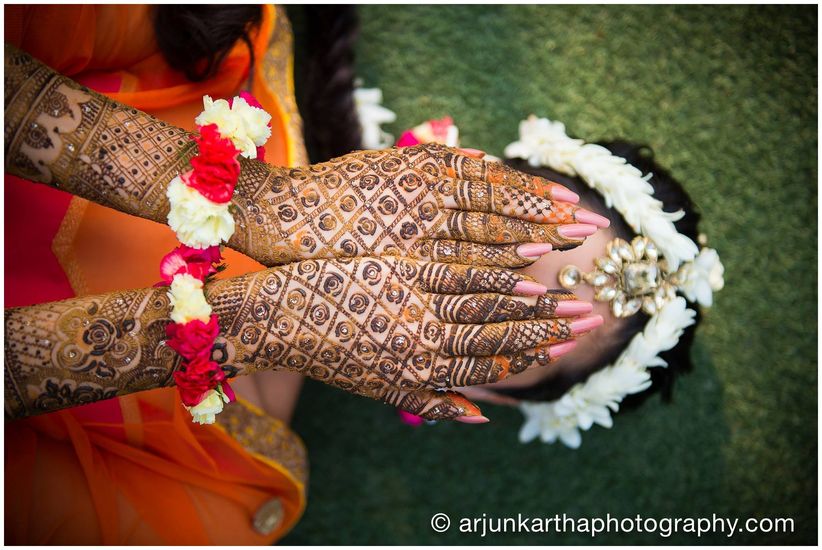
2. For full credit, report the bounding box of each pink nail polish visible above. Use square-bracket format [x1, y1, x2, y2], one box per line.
[570, 315, 604, 335]
[574, 208, 611, 228]
[455, 415, 490, 424]
[517, 243, 553, 257]
[513, 280, 549, 296]
[554, 300, 594, 316]
[549, 340, 578, 359]
[397, 409, 425, 426]
[557, 223, 598, 239]
[458, 147, 486, 159]
[551, 185, 580, 204]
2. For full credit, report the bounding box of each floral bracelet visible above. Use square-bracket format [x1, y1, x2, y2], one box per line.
[160, 92, 271, 424]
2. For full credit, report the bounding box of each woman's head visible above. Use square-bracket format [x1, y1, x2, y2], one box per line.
[465, 141, 703, 408]
[153, 6, 263, 82]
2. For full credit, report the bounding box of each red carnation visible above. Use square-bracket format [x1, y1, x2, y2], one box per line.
[173, 355, 226, 406]
[165, 315, 220, 361]
[187, 124, 241, 203]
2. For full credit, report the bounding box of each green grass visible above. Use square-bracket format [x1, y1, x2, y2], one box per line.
[283, 5, 817, 544]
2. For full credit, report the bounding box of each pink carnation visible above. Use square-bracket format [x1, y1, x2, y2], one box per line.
[396, 131, 421, 148]
[159, 244, 222, 284]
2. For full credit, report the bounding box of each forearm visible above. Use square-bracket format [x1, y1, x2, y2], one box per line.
[4, 43, 192, 225]
[3, 273, 260, 419]
[4, 44, 294, 262]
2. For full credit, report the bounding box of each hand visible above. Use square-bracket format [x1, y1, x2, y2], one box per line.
[5, 45, 607, 271]
[4, 256, 599, 420]
[207, 256, 600, 421]
[235, 144, 609, 267]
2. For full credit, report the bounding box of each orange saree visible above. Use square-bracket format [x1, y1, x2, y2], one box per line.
[5, 5, 309, 544]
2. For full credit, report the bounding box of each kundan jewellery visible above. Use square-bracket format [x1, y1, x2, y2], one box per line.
[505, 115, 724, 447]
[161, 93, 272, 424]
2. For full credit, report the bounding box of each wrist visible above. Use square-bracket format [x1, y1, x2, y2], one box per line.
[226, 162, 307, 266]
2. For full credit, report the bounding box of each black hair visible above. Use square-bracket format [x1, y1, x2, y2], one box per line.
[153, 5, 363, 161]
[499, 142, 702, 408]
[297, 6, 363, 162]
[153, 5, 263, 83]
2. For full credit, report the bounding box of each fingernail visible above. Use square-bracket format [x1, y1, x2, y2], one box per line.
[557, 223, 598, 239]
[455, 415, 490, 424]
[513, 280, 549, 295]
[458, 147, 486, 159]
[551, 184, 580, 204]
[555, 300, 594, 316]
[570, 314, 604, 335]
[549, 340, 578, 359]
[574, 208, 611, 228]
[397, 409, 425, 426]
[517, 243, 553, 257]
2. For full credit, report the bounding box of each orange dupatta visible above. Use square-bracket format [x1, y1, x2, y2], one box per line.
[5, 5, 308, 544]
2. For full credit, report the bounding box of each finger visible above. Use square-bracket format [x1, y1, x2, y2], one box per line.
[415, 261, 548, 295]
[458, 385, 521, 406]
[439, 149, 581, 203]
[386, 387, 487, 422]
[429, 291, 584, 323]
[457, 147, 487, 159]
[441, 178, 610, 226]
[441, 318, 573, 356]
[438, 210, 596, 249]
[415, 238, 552, 268]
[428, 341, 576, 387]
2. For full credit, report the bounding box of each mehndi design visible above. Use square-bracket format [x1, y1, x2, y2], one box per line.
[5, 258, 584, 421]
[4, 44, 601, 270]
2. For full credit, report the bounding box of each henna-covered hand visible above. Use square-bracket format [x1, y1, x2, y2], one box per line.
[4, 44, 607, 271]
[5, 258, 598, 421]
[236, 144, 608, 267]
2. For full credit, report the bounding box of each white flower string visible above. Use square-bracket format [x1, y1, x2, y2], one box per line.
[163, 93, 271, 424]
[506, 115, 724, 447]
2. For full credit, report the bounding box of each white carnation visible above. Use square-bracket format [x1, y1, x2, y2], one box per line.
[195, 95, 271, 159]
[168, 273, 212, 324]
[167, 176, 235, 249]
[187, 388, 229, 425]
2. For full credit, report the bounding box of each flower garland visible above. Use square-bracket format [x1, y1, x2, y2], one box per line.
[506, 115, 724, 447]
[162, 92, 271, 424]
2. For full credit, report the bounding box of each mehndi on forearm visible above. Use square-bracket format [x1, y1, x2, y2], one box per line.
[3, 273, 256, 419]
[4, 43, 195, 224]
[3, 44, 290, 261]
[5, 45, 597, 272]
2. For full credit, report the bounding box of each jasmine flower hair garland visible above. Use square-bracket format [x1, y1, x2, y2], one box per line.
[505, 116, 724, 447]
